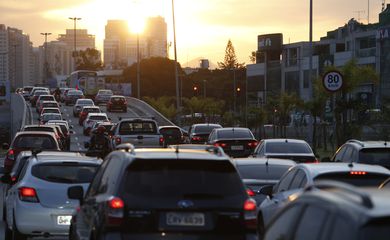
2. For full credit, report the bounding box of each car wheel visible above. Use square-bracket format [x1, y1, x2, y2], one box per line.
[12, 216, 27, 240]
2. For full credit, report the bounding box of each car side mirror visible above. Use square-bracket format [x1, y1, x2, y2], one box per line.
[258, 185, 274, 198]
[84, 142, 90, 149]
[67, 186, 84, 204]
[321, 157, 331, 162]
[2, 143, 9, 150]
[1, 174, 12, 184]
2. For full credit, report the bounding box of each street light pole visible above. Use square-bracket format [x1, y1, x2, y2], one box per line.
[68, 17, 81, 71]
[137, 33, 141, 99]
[203, 79, 206, 98]
[172, 0, 180, 117]
[309, 0, 313, 99]
[233, 67, 236, 114]
[40, 32, 51, 85]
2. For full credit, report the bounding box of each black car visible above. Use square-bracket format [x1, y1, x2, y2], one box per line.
[263, 181, 390, 240]
[208, 127, 258, 158]
[68, 147, 257, 240]
[107, 95, 127, 112]
[188, 123, 222, 144]
[159, 126, 184, 146]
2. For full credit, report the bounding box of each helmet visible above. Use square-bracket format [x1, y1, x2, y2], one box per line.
[97, 125, 106, 134]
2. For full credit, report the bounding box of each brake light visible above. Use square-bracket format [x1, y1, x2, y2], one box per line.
[247, 141, 258, 148]
[246, 188, 256, 197]
[214, 143, 227, 147]
[192, 136, 201, 141]
[106, 197, 124, 226]
[159, 136, 164, 146]
[6, 149, 15, 161]
[115, 137, 121, 145]
[19, 187, 39, 202]
[243, 198, 257, 230]
[350, 171, 367, 175]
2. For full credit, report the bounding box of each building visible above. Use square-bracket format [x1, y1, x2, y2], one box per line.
[0, 24, 9, 85]
[247, 5, 390, 108]
[57, 29, 95, 51]
[104, 16, 168, 69]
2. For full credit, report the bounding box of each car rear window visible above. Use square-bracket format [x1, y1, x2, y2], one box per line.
[121, 159, 245, 201]
[40, 96, 54, 101]
[78, 100, 93, 105]
[13, 136, 57, 149]
[111, 97, 125, 101]
[119, 121, 157, 135]
[266, 142, 313, 154]
[31, 163, 98, 183]
[359, 148, 390, 167]
[24, 127, 54, 132]
[217, 129, 252, 139]
[43, 103, 58, 108]
[194, 125, 220, 133]
[84, 108, 100, 113]
[314, 172, 390, 187]
[43, 114, 62, 121]
[235, 164, 292, 180]
[42, 109, 60, 114]
[359, 217, 390, 240]
[99, 90, 112, 95]
[90, 116, 107, 121]
[160, 128, 181, 136]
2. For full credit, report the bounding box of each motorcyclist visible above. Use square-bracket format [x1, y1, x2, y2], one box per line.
[89, 125, 110, 158]
[54, 87, 61, 101]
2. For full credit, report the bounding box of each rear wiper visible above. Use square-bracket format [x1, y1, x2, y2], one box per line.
[182, 193, 223, 199]
[46, 176, 74, 183]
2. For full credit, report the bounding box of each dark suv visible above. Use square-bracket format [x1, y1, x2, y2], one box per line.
[263, 181, 390, 240]
[331, 139, 390, 169]
[107, 95, 127, 112]
[68, 147, 257, 240]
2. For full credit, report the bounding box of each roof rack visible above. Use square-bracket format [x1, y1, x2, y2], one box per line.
[115, 143, 135, 154]
[347, 139, 365, 147]
[307, 180, 373, 209]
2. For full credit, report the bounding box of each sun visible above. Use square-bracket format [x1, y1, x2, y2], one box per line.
[128, 16, 146, 34]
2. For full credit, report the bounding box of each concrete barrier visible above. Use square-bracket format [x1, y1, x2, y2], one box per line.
[10, 93, 27, 140]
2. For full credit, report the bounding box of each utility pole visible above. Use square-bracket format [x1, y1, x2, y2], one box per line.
[368, 0, 370, 24]
[68, 17, 81, 71]
[40, 32, 51, 85]
[309, 0, 313, 99]
[137, 33, 141, 99]
[172, 0, 180, 120]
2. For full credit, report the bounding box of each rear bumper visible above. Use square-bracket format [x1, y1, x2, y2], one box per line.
[103, 232, 256, 240]
[14, 200, 75, 236]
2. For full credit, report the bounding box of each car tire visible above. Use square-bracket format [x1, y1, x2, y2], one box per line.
[12, 216, 27, 240]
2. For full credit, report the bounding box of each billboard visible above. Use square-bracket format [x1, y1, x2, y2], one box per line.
[258, 33, 283, 51]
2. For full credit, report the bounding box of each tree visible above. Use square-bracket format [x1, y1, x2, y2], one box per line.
[143, 96, 177, 121]
[249, 51, 256, 64]
[75, 48, 103, 71]
[218, 39, 245, 70]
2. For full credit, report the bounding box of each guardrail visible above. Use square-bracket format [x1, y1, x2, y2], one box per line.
[126, 97, 175, 126]
[10, 93, 30, 140]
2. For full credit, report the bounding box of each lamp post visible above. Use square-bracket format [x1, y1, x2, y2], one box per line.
[203, 79, 207, 98]
[172, 0, 180, 118]
[309, 0, 313, 99]
[68, 17, 81, 70]
[40, 32, 51, 85]
[233, 67, 237, 114]
[137, 33, 141, 99]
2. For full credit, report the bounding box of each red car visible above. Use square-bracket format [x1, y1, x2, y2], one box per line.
[2, 131, 61, 172]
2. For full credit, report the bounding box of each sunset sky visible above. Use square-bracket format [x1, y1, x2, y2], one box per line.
[0, 0, 383, 67]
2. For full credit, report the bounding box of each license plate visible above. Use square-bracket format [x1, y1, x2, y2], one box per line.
[166, 212, 205, 226]
[231, 145, 243, 150]
[57, 215, 72, 225]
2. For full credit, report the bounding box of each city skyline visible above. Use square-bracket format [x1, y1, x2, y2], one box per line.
[0, 0, 383, 67]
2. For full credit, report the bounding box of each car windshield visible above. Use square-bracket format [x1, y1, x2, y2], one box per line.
[266, 142, 313, 154]
[217, 129, 252, 139]
[119, 121, 156, 134]
[121, 159, 245, 201]
[359, 148, 390, 167]
[314, 172, 390, 187]
[32, 163, 98, 184]
[13, 136, 57, 149]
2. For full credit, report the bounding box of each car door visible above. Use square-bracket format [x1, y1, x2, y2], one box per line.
[260, 168, 298, 225]
[332, 145, 347, 162]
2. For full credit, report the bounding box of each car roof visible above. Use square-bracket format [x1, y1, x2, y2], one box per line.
[82, 106, 100, 109]
[215, 127, 251, 132]
[47, 120, 68, 125]
[111, 95, 125, 98]
[345, 139, 390, 149]
[30, 151, 102, 164]
[23, 125, 55, 129]
[233, 157, 297, 167]
[159, 125, 181, 129]
[120, 118, 156, 123]
[41, 101, 57, 104]
[41, 113, 61, 116]
[76, 98, 93, 102]
[15, 131, 56, 137]
[87, 113, 107, 117]
[41, 107, 60, 110]
[296, 163, 390, 177]
[262, 138, 310, 144]
[192, 123, 222, 127]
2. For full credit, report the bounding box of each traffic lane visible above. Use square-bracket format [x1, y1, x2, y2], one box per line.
[61, 103, 140, 151]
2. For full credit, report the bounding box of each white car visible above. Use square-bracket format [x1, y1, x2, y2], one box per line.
[2, 151, 101, 239]
[83, 113, 110, 136]
[72, 98, 95, 117]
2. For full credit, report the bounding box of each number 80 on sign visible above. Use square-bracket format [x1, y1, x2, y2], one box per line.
[322, 71, 343, 92]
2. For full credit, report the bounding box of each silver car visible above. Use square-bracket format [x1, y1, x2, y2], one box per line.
[3, 151, 101, 239]
[94, 89, 113, 105]
[72, 98, 95, 117]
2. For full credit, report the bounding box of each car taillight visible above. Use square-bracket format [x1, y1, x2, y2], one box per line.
[243, 198, 257, 230]
[247, 141, 258, 148]
[19, 187, 39, 202]
[106, 197, 124, 226]
[7, 149, 15, 160]
[192, 136, 201, 141]
[214, 142, 227, 147]
[246, 188, 256, 197]
[159, 136, 164, 146]
[115, 137, 121, 145]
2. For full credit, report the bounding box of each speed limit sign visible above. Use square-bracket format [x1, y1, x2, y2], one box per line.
[322, 71, 343, 92]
